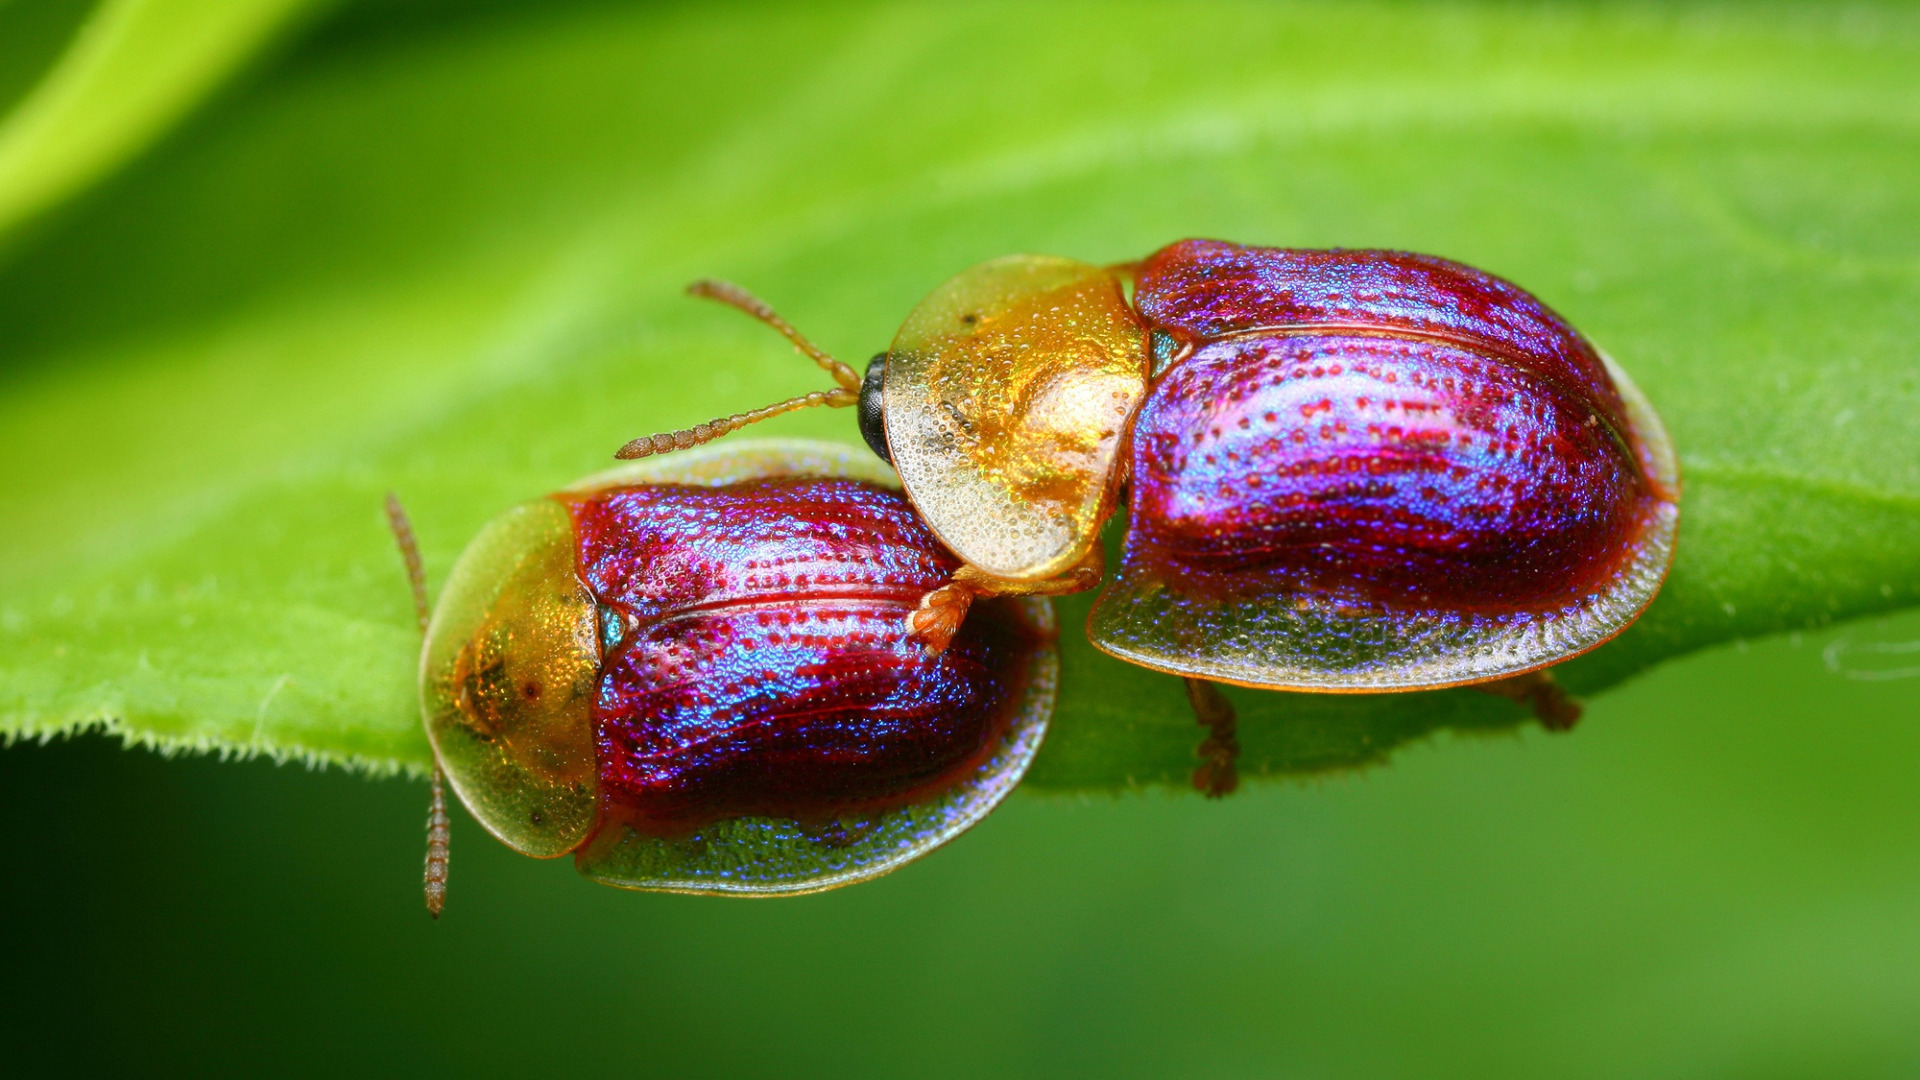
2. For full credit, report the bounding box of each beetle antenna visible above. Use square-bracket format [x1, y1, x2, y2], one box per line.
[384, 492, 450, 919]
[686, 279, 862, 392]
[613, 280, 863, 461]
[424, 768, 450, 918]
[385, 493, 431, 636]
[615, 387, 858, 459]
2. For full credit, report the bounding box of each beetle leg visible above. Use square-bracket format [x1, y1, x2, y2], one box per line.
[907, 546, 1105, 653]
[1478, 668, 1582, 732]
[1184, 677, 1239, 798]
[907, 583, 976, 655]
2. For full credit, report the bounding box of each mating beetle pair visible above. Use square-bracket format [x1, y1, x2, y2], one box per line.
[391, 239, 1680, 912]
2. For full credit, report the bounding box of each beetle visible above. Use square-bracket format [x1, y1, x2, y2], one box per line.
[617, 240, 1681, 796]
[388, 440, 1057, 914]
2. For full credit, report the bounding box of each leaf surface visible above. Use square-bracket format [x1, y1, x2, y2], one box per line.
[0, 0, 1915, 789]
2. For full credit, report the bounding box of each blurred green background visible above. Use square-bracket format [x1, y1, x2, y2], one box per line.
[2, 1, 1919, 1075]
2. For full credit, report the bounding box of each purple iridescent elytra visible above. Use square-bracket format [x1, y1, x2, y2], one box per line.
[1086, 240, 1678, 689]
[563, 477, 1041, 835]
[1122, 241, 1657, 611]
[1124, 331, 1645, 610]
[1134, 241, 1626, 417]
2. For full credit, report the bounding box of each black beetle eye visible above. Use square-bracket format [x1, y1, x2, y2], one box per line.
[858, 352, 891, 464]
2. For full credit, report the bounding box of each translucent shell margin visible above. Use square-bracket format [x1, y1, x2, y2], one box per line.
[419, 498, 601, 858]
[564, 439, 1058, 896]
[883, 256, 1150, 581]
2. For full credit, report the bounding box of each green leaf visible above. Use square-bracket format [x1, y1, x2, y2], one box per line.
[0, 0, 1915, 789]
[0, 0, 325, 246]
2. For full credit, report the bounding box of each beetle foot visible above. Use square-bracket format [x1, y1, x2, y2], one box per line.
[908, 584, 974, 655]
[1479, 669, 1583, 732]
[909, 549, 1104, 654]
[1184, 677, 1239, 798]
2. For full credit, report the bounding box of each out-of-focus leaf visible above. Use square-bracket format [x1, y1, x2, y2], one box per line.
[0, 0, 324, 247]
[0, 1, 96, 118]
[0, 1, 1914, 787]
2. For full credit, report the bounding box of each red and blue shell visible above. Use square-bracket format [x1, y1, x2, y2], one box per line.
[1086, 240, 1680, 690]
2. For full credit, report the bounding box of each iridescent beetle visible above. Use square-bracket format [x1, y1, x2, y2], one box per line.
[619, 240, 1682, 795]
[388, 441, 1056, 914]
